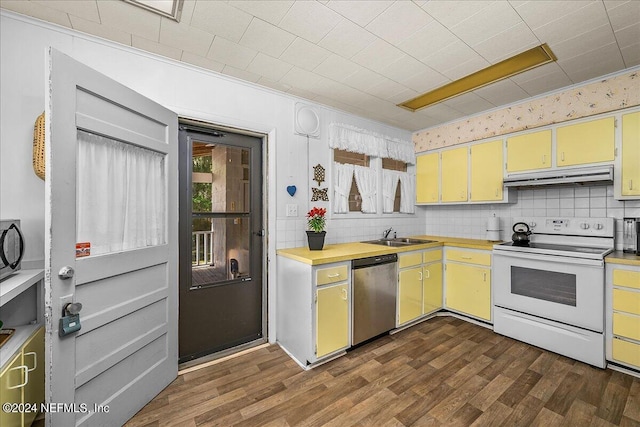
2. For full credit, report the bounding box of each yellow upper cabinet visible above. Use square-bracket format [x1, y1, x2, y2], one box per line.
[416, 152, 439, 203]
[470, 139, 503, 202]
[556, 117, 615, 167]
[622, 111, 640, 197]
[441, 146, 468, 202]
[506, 129, 552, 172]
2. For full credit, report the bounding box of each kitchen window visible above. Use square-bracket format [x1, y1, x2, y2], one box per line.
[334, 149, 368, 212]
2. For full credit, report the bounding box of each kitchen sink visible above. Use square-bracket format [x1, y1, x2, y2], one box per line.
[362, 238, 436, 247]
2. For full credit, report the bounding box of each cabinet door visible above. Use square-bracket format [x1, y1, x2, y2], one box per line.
[622, 111, 640, 196]
[22, 327, 44, 426]
[470, 139, 503, 201]
[445, 263, 491, 321]
[423, 262, 443, 314]
[557, 117, 614, 166]
[316, 283, 349, 358]
[0, 353, 24, 427]
[398, 267, 423, 325]
[507, 130, 551, 172]
[416, 152, 439, 203]
[441, 147, 468, 202]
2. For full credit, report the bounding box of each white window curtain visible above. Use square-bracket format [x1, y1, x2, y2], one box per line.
[399, 172, 416, 214]
[333, 162, 354, 214]
[76, 130, 166, 256]
[353, 165, 377, 213]
[382, 170, 400, 213]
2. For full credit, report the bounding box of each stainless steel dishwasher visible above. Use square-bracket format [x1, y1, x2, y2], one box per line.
[352, 253, 398, 345]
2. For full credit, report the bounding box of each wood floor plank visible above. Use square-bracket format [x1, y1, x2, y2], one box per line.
[125, 317, 640, 427]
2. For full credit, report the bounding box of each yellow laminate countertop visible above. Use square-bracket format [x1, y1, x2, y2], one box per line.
[277, 236, 500, 265]
[606, 251, 640, 267]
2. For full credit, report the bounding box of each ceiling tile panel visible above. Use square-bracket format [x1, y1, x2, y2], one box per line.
[69, 14, 132, 46]
[365, 1, 433, 46]
[246, 52, 294, 81]
[227, 1, 294, 25]
[191, 1, 252, 43]
[97, 1, 162, 41]
[278, 1, 341, 43]
[450, 1, 522, 47]
[558, 42, 626, 82]
[420, 1, 495, 28]
[422, 39, 483, 77]
[279, 38, 331, 71]
[472, 22, 539, 63]
[514, 1, 593, 30]
[240, 18, 296, 58]
[325, 0, 394, 27]
[621, 42, 640, 67]
[442, 93, 496, 115]
[531, 2, 609, 45]
[397, 21, 458, 62]
[180, 51, 225, 73]
[221, 65, 262, 83]
[414, 102, 466, 122]
[400, 67, 449, 93]
[1, 1, 71, 28]
[207, 36, 257, 70]
[318, 19, 377, 58]
[343, 67, 387, 92]
[379, 55, 432, 84]
[548, 24, 616, 61]
[366, 78, 414, 102]
[314, 54, 361, 82]
[159, 20, 214, 57]
[514, 67, 574, 96]
[279, 66, 324, 89]
[351, 39, 406, 74]
[615, 22, 640, 49]
[442, 55, 491, 81]
[605, 1, 640, 31]
[32, 0, 99, 22]
[257, 76, 292, 93]
[179, 0, 196, 26]
[132, 35, 182, 60]
[473, 78, 530, 105]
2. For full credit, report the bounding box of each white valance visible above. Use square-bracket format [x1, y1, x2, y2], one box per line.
[329, 123, 415, 164]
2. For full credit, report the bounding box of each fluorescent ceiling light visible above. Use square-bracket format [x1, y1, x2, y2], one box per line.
[398, 44, 557, 112]
[123, 0, 184, 21]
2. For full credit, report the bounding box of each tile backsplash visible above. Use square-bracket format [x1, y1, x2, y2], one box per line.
[423, 185, 640, 250]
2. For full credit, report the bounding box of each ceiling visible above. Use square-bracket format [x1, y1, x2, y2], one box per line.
[2, 0, 638, 131]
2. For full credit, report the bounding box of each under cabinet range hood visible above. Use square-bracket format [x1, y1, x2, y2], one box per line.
[504, 165, 613, 188]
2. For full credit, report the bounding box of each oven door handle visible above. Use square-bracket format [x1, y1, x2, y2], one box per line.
[494, 250, 604, 267]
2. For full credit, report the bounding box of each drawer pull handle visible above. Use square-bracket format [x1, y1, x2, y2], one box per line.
[24, 351, 37, 372]
[542, 154, 546, 164]
[327, 273, 340, 278]
[630, 180, 633, 190]
[7, 365, 28, 389]
[561, 152, 565, 162]
[418, 271, 423, 280]
[483, 272, 487, 282]
[425, 269, 430, 279]
[341, 288, 348, 300]
[461, 256, 472, 260]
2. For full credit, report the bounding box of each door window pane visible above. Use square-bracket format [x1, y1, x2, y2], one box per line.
[76, 130, 166, 256]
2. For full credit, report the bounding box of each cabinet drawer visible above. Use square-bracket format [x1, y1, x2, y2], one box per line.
[446, 249, 491, 266]
[613, 288, 640, 315]
[613, 312, 640, 341]
[316, 265, 348, 286]
[613, 269, 640, 290]
[612, 338, 640, 368]
[423, 249, 442, 264]
[399, 252, 423, 269]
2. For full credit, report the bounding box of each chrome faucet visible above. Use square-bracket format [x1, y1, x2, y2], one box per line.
[383, 227, 393, 239]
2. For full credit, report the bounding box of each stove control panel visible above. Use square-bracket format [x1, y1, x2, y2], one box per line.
[514, 217, 614, 238]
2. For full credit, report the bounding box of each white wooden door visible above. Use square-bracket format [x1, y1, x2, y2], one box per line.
[45, 49, 178, 426]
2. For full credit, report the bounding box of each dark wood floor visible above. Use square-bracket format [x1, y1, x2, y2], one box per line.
[125, 316, 640, 427]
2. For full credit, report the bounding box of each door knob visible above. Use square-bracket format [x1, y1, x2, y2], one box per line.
[58, 266, 75, 279]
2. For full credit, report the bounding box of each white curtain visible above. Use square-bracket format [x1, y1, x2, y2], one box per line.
[382, 170, 400, 213]
[76, 130, 166, 256]
[399, 172, 416, 214]
[353, 165, 377, 213]
[333, 162, 354, 214]
[329, 123, 416, 164]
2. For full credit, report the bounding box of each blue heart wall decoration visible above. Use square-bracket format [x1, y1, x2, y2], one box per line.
[286, 185, 297, 197]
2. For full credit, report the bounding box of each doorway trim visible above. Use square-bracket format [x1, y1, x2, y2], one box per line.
[177, 116, 271, 367]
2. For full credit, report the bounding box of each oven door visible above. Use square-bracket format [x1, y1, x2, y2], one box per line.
[493, 251, 604, 332]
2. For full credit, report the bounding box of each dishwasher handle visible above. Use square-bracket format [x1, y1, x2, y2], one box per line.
[352, 253, 398, 269]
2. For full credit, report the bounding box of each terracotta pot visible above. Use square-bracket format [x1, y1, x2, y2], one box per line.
[306, 231, 326, 251]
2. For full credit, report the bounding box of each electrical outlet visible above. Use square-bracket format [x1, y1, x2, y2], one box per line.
[286, 204, 298, 217]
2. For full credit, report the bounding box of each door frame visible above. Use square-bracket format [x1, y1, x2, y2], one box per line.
[177, 118, 270, 366]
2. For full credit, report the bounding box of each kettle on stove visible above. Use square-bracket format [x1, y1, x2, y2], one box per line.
[512, 222, 532, 246]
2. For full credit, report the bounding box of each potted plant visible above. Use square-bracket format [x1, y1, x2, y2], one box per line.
[306, 206, 327, 250]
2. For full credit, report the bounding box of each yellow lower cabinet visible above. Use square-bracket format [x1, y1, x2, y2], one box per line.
[398, 268, 423, 325]
[0, 352, 24, 427]
[423, 263, 443, 314]
[612, 338, 640, 368]
[446, 263, 491, 321]
[22, 327, 44, 426]
[613, 312, 640, 342]
[316, 283, 349, 358]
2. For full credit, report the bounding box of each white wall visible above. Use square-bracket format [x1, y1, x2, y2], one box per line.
[0, 12, 421, 341]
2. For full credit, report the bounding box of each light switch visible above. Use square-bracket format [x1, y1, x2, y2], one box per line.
[286, 204, 298, 217]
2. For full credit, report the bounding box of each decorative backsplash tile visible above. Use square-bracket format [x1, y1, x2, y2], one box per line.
[414, 70, 639, 152]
